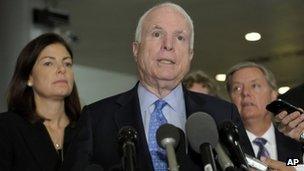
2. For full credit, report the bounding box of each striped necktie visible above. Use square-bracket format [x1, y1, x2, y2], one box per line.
[253, 137, 270, 160]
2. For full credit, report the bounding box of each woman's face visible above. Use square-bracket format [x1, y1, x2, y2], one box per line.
[28, 43, 74, 101]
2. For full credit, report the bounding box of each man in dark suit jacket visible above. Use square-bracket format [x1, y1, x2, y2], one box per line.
[73, 83, 252, 171]
[67, 2, 254, 171]
[225, 62, 302, 165]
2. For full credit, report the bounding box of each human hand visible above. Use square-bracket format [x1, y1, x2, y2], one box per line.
[274, 109, 304, 141]
[261, 157, 296, 171]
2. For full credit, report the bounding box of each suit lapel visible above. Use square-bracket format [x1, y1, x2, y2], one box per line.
[183, 86, 206, 118]
[18, 119, 58, 171]
[275, 128, 303, 162]
[276, 129, 287, 161]
[114, 84, 154, 171]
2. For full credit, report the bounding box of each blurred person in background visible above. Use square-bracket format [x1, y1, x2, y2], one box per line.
[183, 70, 219, 96]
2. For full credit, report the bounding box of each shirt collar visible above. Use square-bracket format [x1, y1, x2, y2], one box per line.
[138, 83, 158, 112]
[137, 82, 185, 112]
[246, 123, 275, 145]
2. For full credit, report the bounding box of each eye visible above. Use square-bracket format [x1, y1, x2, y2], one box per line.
[43, 61, 52, 66]
[152, 31, 162, 38]
[177, 35, 185, 41]
[64, 62, 73, 67]
[232, 85, 242, 93]
[252, 83, 261, 89]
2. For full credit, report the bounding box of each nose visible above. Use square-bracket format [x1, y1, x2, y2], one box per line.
[163, 35, 173, 51]
[57, 63, 66, 74]
[241, 85, 251, 97]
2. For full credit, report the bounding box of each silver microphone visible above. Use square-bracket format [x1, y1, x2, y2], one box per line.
[156, 124, 180, 171]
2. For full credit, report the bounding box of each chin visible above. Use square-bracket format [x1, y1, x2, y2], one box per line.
[54, 89, 72, 97]
[156, 72, 180, 80]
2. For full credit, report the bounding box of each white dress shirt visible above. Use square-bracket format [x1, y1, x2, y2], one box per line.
[246, 123, 278, 160]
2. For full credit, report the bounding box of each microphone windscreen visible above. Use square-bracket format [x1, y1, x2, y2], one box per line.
[218, 121, 239, 142]
[117, 126, 138, 144]
[156, 123, 180, 149]
[186, 112, 218, 153]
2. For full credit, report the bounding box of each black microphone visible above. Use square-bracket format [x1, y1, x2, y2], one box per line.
[218, 121, 249, 170]
[117, 126, 138, 171]
[156, 123, 180, 171]
[214, 143, 237, 171]
[186, 112, 218, 171]
[85, 164, 104, 171]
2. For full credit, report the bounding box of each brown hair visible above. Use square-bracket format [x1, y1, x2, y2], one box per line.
[7, 33, 81, 122]
[183, 70, 219, 96]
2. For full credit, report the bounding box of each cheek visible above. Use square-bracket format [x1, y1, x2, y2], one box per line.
[32, 71, 50, 87]
[231, 96, 242, 109]
[257, 97, 270, 110]
[137, 56, 148, 70]
[66, 70, 75, 87]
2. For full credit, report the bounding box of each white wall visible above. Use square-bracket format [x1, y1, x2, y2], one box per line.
[0, 1, 138, 112]
[0, 0, 31, 112]
[74, 65, 137, 106]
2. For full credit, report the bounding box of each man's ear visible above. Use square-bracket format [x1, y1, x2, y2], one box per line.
[132, 42, 139, 62]
[189, 49, 194, 61]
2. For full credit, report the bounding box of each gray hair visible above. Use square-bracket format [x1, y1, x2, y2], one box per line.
[226, 62, 277, 93]
[134, 2, 194, 49]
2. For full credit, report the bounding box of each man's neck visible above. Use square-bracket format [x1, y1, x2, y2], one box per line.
[244, 116, 272, 137]
[140, 80, 180, 98]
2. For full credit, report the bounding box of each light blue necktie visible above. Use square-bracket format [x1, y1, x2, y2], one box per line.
[253, 138, 270, 160]
[148, 99, 168, 171]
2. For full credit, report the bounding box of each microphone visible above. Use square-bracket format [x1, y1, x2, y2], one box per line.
[245, 154, 268, 171]
[117, 126, 138, 171]
[186, 112, 218, 171]
[214, 143, 236, 171]
[156, 123, 180, 171]
[85, 164, 104, 171]
[218, 121, 249, 170]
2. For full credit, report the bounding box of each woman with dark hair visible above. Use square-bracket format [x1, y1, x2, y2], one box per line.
[0, 33, 81, 171]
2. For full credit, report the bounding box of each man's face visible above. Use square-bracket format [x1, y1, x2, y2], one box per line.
[229, 67, 277, 122]
[133, 6, 193, 87]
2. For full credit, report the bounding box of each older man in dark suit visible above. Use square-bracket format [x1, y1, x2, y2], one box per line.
[225, 62, 303, 170]
[67, 2, 254, 171]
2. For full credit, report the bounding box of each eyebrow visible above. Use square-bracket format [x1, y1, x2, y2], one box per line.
[151, 25, 163, 31]
[39, 56, 72, 61]
[232, 78, 261, 85]
[151, 25, 186, 35]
